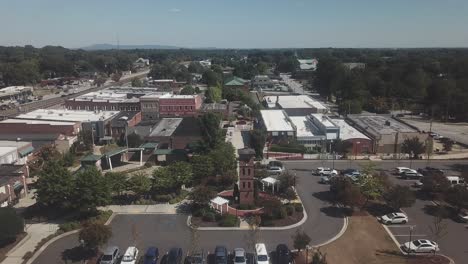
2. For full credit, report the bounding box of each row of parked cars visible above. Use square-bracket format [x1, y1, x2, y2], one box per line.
[99, 243, 292, 264]
[315, 167, 361, 184]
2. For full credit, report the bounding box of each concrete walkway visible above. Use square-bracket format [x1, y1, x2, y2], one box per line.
[101, 204, 179, 214]
[2, 223, 59, 264]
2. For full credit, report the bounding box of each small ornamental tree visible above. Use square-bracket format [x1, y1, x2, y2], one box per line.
[292, 229, 311, 252]
[79, 221, 112, 251]
[383, 185, 416, 210]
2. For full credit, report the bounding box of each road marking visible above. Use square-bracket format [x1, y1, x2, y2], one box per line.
[387, 225, 413, 228]
[393, 234, 427, 237]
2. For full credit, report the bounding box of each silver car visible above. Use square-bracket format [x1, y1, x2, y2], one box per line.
[233, 248, 247, 264]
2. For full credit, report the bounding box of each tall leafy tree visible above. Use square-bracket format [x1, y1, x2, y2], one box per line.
[191, 155, 215, 183]
[209, 142, 237, 175]
[384, 185, 416, 210]
[128, 172, 152, 197]
[199, 112, 223, 148]
[79, 222, 112, 251]
[73, 167, 111, 212]
[104, 172, 128, 196]
[401, 137, 426, 159]
[35, 161, 74, 209]
[0, 208, 24, 243]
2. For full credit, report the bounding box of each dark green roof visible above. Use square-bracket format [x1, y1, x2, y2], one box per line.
[80, 154, 103, 162]
[18, 146, 34, 157]
[224, 76, 247, 86]
[140, 142, 159, 149]
[103, 147, 127, 157]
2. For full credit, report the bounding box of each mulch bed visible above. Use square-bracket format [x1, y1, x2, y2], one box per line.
[190, 217, 221, 227]
[264, 211, 304, 227]
[0, 232, 27, 262]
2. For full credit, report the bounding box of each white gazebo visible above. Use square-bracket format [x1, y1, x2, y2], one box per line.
[261, 176, 279, 194]
[210, 196, 229, 214]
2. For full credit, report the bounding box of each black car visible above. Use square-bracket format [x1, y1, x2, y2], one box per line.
[276, 244, 291, 264]
[167, 248, 183, 264]
[185, 251, 205, 264]
[417, 167, 444, 176]
[144, 247, 159, 264]
[214, 246, 228, 264]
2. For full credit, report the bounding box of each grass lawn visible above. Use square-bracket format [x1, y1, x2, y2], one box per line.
[295, 214, 450, 264]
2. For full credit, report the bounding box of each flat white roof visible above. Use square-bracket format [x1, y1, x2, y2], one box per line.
[16, 109, 119, 122]
[140, 92, 171, 99]
[0, 146, 17, 156]
[0, 118, 78, 126]
[310, 114, 336, 128]
[160, 94, 197, 99]
[289, 116, 317, 138]
[260, 110, 294, 132]
[332, 119, 370, 141]
[264, 95, 327, 110]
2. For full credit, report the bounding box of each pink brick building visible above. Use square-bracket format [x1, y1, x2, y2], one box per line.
[158, 94, 202, 117]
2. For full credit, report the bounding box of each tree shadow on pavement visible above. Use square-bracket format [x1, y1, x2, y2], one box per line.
[366, 202, 394, 217]
[312, 191, 333, 203]
[320, 206, 348, 218]
[62, 246, 96, 262]
[176, 202, 192, 214]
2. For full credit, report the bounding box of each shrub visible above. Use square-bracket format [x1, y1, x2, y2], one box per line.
[277, 207, 288, 219]
[153, 194, 172, 203]
[202, 212, 216, 222]
[22, 251, 34, 261]
[214, 213, 223, 222]
[219, 215, 239, 227]
[59, 221, 81, 232]
[294, 203, 303, 213]
[285, 205, 295, 216]
[238, 204, 255, 210]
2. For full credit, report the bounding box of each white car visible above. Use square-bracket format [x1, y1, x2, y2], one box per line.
[458, 210, 468, 222]
[378, 212, 408, 224]
[233, 248, 247, 264]
[394, 167, 417, 175]
[402, 239, 439, 253]
[319, 175, 332, 184]
[315, 167, 338, 176]
[121, 247, 139, 264]
[267, 166, 283, 175]
[255, 243, 269, 264]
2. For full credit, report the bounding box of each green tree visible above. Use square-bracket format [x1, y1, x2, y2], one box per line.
[205, 85, 222, 103]
[128, 173, 152, 197]
[422, 173, 451, 197]
[94, 75, 107, 87]
[111, 71, 122, 82]
[191, 155, 215, 183]
[278, 171, 297, 191]
[188, 186, 217, 207]
[152, 167, 178, 193]
[445, 185, 468, 213]
[358, 175, 385, 208]
[180, 86, 196, 95]
[73, 167, 111, 212]
[250, 129, 266, 158]
[168, 162, 193, 186]
[104, 172, 128, 196]
[383, 185, 416, 210]
[35, 161, 74, 209]
[202, 69, 221, 86]
[209, 142, 237, 175]
[78, 221, 112, 251]
[126, 132, 143, 148]
[401, 137, 426, 159]
[292, 229, 311, 251]
[0, 208, 24, 243]
[199, 112, 223, 149]
[330, 177, 365, 211]
[131, 78, 144, 87]
[188, 62, 203, 73]
[331, 139, 353, 157]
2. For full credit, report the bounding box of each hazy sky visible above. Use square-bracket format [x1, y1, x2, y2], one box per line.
[1, 0, 468, 48]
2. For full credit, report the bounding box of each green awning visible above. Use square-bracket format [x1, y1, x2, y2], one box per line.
[19, 146, 34, 157]
[153, 149, 173, 155]
[140, 142, 159, 149]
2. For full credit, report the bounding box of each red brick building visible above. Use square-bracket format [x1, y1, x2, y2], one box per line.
[0, 164, 29, 207]
[158, 94, 202, 117]
[0, 119, 80, 136]
[238, 148, 256, 205]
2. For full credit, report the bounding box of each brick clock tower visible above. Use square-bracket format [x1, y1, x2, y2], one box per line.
[238, 148, 256, 205]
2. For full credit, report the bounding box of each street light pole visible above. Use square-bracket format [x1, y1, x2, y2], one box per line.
[408, 226, 414, 255]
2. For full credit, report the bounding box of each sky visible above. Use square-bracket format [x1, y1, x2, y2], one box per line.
[0, 0, 468, 49]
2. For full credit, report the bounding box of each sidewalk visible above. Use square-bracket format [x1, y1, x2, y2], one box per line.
[101, 204, 179, 214]
[2, 223, 59, 264]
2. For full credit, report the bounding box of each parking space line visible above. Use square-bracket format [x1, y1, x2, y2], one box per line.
[393, 234, 426, 237]
[387, 225, 412, 228]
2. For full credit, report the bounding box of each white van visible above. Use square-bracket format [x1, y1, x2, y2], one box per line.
[446, 176, 465, 186]
[255, 243, 269, 264]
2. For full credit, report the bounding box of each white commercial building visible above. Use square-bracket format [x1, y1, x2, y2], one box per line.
[16, 109, 119, 122]
[264, 95, 328, 115]
[260, 110, 295, 140]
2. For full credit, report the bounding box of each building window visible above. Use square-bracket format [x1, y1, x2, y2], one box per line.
[242, 182, 245, 188]
[248, 182, 251, 188]
[248, 168, 251, 176]
[242, 168, 245, 175]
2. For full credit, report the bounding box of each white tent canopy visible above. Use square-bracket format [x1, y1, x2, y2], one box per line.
[211, 196, 229, 214]
[261, 176, 279, 194]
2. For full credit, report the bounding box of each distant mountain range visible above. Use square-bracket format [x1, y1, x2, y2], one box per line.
[80, 44, 217, 50]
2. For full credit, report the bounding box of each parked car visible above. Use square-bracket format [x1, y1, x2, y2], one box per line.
[319, 175, 332, 184]
[394, 167, 416, 175]
[100, 246, 120, 264]
[417, 167, 444, 176]
[378, 212, 408, 224]
[446, 176, 465, 186]
[167, 248, 183, 264]
[275, 244, 291, 264]
[143, 247, 159, 264]
[315, 167, 338, 176]
[344, 170, 361, 178]
[267, 166, 284, 175]
[214, 246, 228, 264]
[412, 180, 423, 188]
[122, 247, 139, 264]
[401, 239, 439, 253]
[255, 243, 269, 264]
[458, 210, 468, 222]
[401, 171, 423, 180]
[233, 248, 247, 264]
[186, 251, 205, 264]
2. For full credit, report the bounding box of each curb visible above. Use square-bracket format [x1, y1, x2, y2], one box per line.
[25, 229, 80, 264]
[311, 216, 349, 247]
[5, 233, 32, 257]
